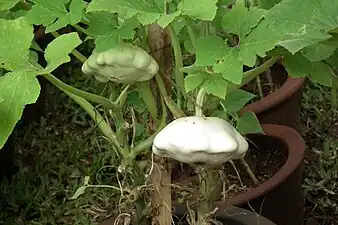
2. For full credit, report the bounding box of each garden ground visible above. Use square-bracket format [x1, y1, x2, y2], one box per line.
[0, 68, 337, 224]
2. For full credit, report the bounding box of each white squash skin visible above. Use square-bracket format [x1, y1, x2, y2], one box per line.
[152, 116, 249, 165]
[81, 44, 159, 84]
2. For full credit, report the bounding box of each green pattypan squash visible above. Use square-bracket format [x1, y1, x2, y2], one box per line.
[82, 43, 159, 84]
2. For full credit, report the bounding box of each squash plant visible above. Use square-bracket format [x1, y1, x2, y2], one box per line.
[0, 0, 338, 224]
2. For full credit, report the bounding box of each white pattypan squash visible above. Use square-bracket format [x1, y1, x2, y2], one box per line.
[82, 43, 159, 84]
[152, 116, 248, 165]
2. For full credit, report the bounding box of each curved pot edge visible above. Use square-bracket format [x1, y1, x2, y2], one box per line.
[240, 77, 305, 115]
[174, 205, 277, 225]
[219, 124, 306, 206]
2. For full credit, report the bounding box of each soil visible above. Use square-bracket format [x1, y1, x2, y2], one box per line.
[170, 135, 288, 203]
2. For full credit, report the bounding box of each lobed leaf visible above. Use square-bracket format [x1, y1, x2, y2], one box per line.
[222, 1, 266, 37]
[25, 0, 86, 32]
[201, 74, 228, 99]
[221, 89, 256, 113]
[178, 0, 218, 21]
[237, 111, 263, 134]
[284, 52, 334, 87]
[0, 0, 20, 11]
[195, 35, 227, 66]
[239, 20, 280, 67]
[0, 17, 34, 71]
[0, 71, 40, 148]
[301, 43, 336, 62]
[42, 32, 82, 73]
[87, 0, 179, 27]
[213, 48, 243, 85]
[265, 0, 338, 54]
[93, 16, 140, 52]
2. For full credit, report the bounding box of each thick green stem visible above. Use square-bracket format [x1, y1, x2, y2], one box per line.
[197, 166, 221, 224]
[168, 25, 185, 108]
[116, 84, 130, 107]
[200, 21, 212, 37]
[43, 73, 118, 110]
[72, 24, 92, 37]
[155, 74, 186, 118]
[195, 88, 206, 116]
[331, 78, 338, 107]
[256, 75, 264, 100]
[130, 97, 167, 157]
[185, 18, 198, 49]
[62, 89, 126, 156]
[51, 32, 87, 63]
[228, 57, 279, 93]
[111, 109, 127, 148]
[138, 82, 159, 125]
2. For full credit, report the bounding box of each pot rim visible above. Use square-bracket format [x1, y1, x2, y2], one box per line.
[240, 74, 305, 115]
[175, 205, 276, 225]
[219, 124, 305, 206]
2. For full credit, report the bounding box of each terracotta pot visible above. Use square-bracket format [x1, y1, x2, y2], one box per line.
[100, 206, 276, 225]
[240, 64, 305, 132]
[174, 206, 277, 225]
[217, 124, 306, 225]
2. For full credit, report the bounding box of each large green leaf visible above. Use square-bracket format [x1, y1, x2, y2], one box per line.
[284, 52, 334, 87]
[213, 48, 243, 85]
[87, 0, 177, 27]
[86, 12, 139, 52]
[94, 16, 140, 52]
[258, 0, 282, 10]
[182, 65, 208, 92]
[182, 64, 228, 98]
[0, 17, 34, 71]
[42, 32, 82, 73]
[239, 20, 280, 67]
[222, 2, 266, 37]
[178, 0, 218, 21]
[86, 12, 119, 37]
[194, 36, 244, 85]
[237, 111, 263, 134]
[184, 74, 206, 93]
[265, 0, 338, 54]
[201, 74, 228, 99]
[195, 35, 227, 66]
[0, 71, 40, 148]
[0, 0, 20, 11]
[25, 0, 86, 32]
[221, 89, 256, 113]
[86, 0, 120, 12]
[302, 43, 336, 62]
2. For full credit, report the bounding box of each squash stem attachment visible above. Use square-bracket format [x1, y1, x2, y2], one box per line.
[61, 88, 125, 156]
[168, 25, 185, 108]
[130, 97, 168, 158]
[43, 73, 118, 110]
[72, 24, 92, 37]
[116, 84, 131, 107]
[155, 74, 186, 118]
[195, 87, 207, 117]
[138, 81, 160, 125]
